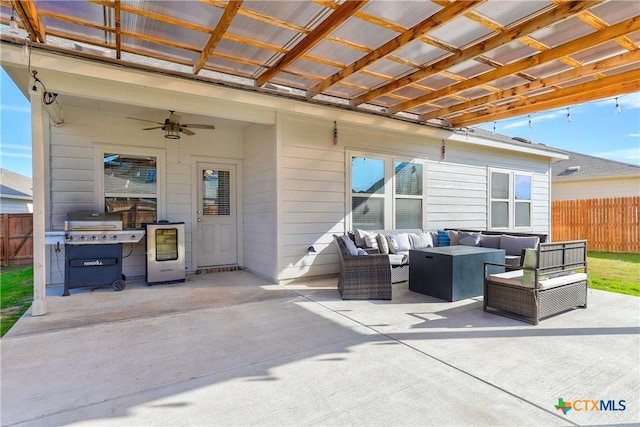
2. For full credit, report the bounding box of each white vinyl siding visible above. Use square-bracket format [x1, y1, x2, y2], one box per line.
[425, 162, 488, 230]
[278, 116, 345, 281]
[243, 124, 277, 281]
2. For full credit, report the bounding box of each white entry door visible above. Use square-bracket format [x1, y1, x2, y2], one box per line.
[196, 163, 237, 267]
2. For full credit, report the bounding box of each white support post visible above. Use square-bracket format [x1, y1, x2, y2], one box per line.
[30, 87, 47, 316]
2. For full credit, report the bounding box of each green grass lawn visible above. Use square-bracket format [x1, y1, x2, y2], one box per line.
[1, 266, 34, 337]
[587, 252, 640, 297]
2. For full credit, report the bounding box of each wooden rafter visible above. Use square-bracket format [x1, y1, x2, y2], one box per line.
[450, 68, 640, 127]
[114, 0, 121, 59]
[1, 0, 637, 127]
[306, 0, 485, 99]
[422, 49, 640, 121]
[256, 0, 367, 87]
[389, 15, 640, 114]
[11, 0, 45, 42]
[193, 0, 243, 74]
[352, 1, 603, 107]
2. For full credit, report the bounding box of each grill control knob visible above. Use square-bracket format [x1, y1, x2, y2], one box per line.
[102, 235, 108, 240]
[91, 235, 98, 240]
[112, 235, 118, 240]
[80, 235, 86, 241]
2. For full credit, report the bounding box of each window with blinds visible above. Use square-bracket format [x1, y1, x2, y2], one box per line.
[104, 153, 157, 228]
[350, 154, 424, 230]
[202, 170, 230, 216]
[489, 169, 532, 230]
[395, 162, 423, 229]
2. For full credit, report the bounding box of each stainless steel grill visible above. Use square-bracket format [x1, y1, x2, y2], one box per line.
[65, 211, 145, 244]
[62, 211, 146, 296]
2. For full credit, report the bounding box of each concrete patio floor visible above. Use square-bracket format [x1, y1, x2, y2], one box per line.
[1, 271, 638, 426]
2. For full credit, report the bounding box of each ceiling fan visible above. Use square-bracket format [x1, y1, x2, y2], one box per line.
[127, 110, 216, 139]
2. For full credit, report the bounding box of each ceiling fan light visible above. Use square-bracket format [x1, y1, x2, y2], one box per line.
[164, 127, 180, 139]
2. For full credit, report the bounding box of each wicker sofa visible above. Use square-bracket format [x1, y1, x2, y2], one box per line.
[483, 239, 588, 325]
[333, 228, 548, 301]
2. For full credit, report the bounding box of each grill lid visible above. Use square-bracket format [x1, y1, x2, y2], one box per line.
[65, 211, 123, 231]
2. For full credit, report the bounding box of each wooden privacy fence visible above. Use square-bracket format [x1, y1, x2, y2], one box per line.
[0, 213, 33, 266]
[552, 196, 639, 253]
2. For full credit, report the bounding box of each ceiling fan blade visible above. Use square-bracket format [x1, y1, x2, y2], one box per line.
[142, 126, 165, 130]
[179, 127, 196, 136]
[127, 117, 163, 125]
[181, 124, 216, 130]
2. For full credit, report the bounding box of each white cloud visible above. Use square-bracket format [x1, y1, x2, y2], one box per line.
[0, 103, 30, 113]
[0, 151, 32, 159]
[502, 111, 561, 129]
[0, 143, 31, 151]
[593, 147, 640, 164]
[624, 133, 640, 138]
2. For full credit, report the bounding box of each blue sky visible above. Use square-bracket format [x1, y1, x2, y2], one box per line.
[1, 67, 639, 178]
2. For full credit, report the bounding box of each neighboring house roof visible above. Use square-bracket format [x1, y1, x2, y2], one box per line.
[552, 151, 640, 181]
[0, 168, 33, 200]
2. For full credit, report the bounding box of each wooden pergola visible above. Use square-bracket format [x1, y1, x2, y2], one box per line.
[2, 0, 639, 128]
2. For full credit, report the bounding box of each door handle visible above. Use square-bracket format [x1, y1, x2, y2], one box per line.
[197, 217, 201, 222]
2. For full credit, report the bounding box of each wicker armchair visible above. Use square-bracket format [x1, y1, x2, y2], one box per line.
[483, 240, 588, 325]
[333, 235, 392, 300]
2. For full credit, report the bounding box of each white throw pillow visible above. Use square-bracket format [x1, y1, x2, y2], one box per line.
[377, 234, 390, 254]
[364, 232, 379, 250]
[394, 233, 412, 251]
[409, 232, 434, 249]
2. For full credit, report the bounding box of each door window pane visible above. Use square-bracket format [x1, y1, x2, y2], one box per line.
[352, 157, 385, 194]
[352, 197, 383, 230]
[396, 199, 422, 229]
[395, 162, 422, 196]
[203, 170, 230, 216]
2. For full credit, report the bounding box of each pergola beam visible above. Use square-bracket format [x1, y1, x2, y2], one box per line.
[389, 15, 640, 114]
[11, 0, 45, 42]
[193, 0, 243, 74]
[422, 49, 640, 121]
[450, 69, 640, 127]
[256, 0, 367, 87]
[352, 1, 603, 107]
[306, 0, 485, 99]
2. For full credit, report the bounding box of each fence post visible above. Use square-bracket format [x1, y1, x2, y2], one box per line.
[2, 213, 9, 266]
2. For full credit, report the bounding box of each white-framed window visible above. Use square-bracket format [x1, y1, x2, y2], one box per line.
[96, 146, 165, 229]
[489, 169, 532, 230]
[349, 151, 424, 230]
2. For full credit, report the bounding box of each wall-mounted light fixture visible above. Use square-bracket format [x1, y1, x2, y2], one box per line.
[307, 245, 317, 254]
[9, 7, 19, 32]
